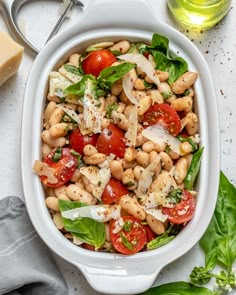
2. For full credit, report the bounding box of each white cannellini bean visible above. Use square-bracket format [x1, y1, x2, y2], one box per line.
[109, 160, 124, 181]
[171, 96, 193, 112]
[48, 108, 64, 127]
[54, 185, 67, 198]
[109, 40, 130, 54]
[44, 101, 57, 123]
[124, 147, 136, 162]
[119, 195, 146, 220]
[41, 130, 66, 148]
[66, 184, 97, 205]
[174, 157, 188, 184]
[83, 145, 98, 156]
[186, 112, 198, 136]
[159, 152, 173, 171]
[49, 123, 70, 138]
[146, 214, 166, 235]
[83, 153, 106, 165]
[45, 197, 59, 212]
[172, 72, 198, 94]
[137, 96, 152, 116]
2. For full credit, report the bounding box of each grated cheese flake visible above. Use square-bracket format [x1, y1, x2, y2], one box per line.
[33, 160, 58, 184]
[125, 105, 138, 146]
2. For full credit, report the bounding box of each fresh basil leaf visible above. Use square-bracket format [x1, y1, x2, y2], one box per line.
[64, 64, 81, 76]
[58, 200, 106, 249]
[184, 147, 204, 190]
[147, 235, 175, 250]
[110, 50, 122, 56]
[64, 217, 106, 249]
[139, 282, 216, 295]
[200, 171, 236, 270]
[147, 33, 188, 85]
[205, 246, 219, 271]
[52, 147, 62, 162]
[144, 80, 153, 89]
[98, 62, 135, 88]
[128, 43, 147, 54]
[161, 91, 173, 99]
[63, 74, 96, 96]
[120, 232, 133, 250]
[58, 199, 87, 212]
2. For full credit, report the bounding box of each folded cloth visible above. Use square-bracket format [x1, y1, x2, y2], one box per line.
[0, 196, 68, 295]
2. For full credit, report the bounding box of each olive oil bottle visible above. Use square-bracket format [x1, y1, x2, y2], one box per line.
[167, 0, 232, 30]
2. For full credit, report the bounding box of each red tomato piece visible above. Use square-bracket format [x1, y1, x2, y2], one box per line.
[143, 224, 157, 243]
[101, 178, 129, 205]
[143, 104, 181, 136]
[81, 243, 95, 251]
[162, 190, 196, 224]
[41, 148, 77, 187]
[143, 51, 150, 59]
[69, 128, 98, 155]
[110, 216, 147, 255]
[82, 49, 117, 77]
[96, 124, 126, 158]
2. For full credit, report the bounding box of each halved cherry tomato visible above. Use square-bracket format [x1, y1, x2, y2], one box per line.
[162, 190, 196, 224]
[143, 104, 181, 136]
[110, 216, 147, 255]
[69, 128, 99, 155]
[143, 224, 157, 243]
[101, 178, 129, 205]
[96, 124, 126, 158]
[41, 148, 77, 187]
[143, 51, 150, 59]
[82, 49, 117, 77]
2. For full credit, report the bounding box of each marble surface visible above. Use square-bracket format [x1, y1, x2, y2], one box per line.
[0, 0, 236, 294]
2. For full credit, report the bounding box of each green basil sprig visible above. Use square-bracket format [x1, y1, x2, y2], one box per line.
[58, 200, 106, 250]
[144, 33, 188, 84]
[139, 282, 216, 295]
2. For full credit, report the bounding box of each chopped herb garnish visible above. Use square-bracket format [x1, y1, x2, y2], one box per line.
[123, 221, 132, 232]
[110, 50, 122, 56]
[165, 144, 171, 154]
[106, 102, 118, 118]
[184, 89, 191, 95]
[162, 91, 173, 99]
[70, 149, 85, 167]
[120, 232, 133, 250]
[98, 181, 102, 186]
[167, 189, 183, 203]
[144, 80, 153, 89]
[126, 181, 135, 187]
[52, 147, 62, 162]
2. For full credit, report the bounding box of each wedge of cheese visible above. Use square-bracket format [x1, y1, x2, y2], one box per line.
[0, 32, 24, 87]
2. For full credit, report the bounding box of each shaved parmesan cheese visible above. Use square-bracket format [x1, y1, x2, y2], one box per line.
[92, 167, 111, 200]
[112, 217, 124, 234]
[61, 205, 121, 222]
[72, 236, 83, 245]
[125, 105, 138, 146]
[80, 166, 111, 200]
[122, 72, 138, 105]
[56, 103, 81, 124]
[137, 155, 161, 196]
[83, 79, 103, 134]
[49, 71, 72, 98]
[145, 208, 168, 222]
[142, 124, 181, 154]
[119, 53, 161, 87]
[33, 160, 58, 184]
[80, 166, 100, 185]
[59, 65, 82, 84]
[144, 192, 174, 209]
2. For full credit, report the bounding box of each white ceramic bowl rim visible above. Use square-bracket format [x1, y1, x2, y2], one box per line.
[21, 0, 220, 293]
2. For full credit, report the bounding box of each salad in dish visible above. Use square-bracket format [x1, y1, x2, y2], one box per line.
[33, 33, 203, 255]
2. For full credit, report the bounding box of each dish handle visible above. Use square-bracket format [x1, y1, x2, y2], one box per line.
[77, 263, 162, 294]
[80, 0, 158, 32]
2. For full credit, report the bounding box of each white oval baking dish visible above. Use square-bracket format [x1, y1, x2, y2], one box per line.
[21, 0, 220, 294]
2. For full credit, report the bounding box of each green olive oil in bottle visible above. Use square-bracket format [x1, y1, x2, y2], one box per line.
[167, 0, 232, 30]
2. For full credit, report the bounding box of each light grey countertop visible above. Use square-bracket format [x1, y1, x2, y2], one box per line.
[0, 0, 235, 294]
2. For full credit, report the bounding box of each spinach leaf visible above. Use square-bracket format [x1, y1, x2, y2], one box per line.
[58, 200, 106, 249]
[200, 171, 236, 270]
[98, 62, 135, 89]
[63, 74, 96, 96]
[139, 282, 216, 295]
[146, 33, 188, 84]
